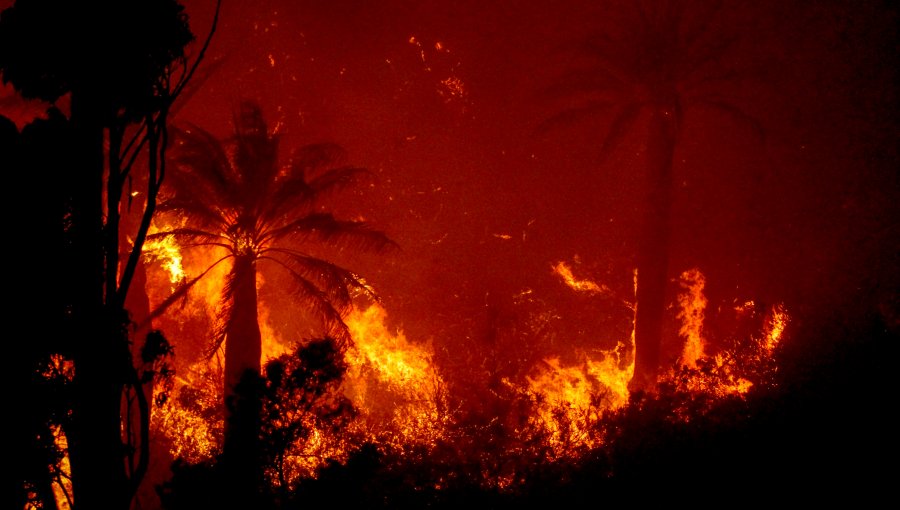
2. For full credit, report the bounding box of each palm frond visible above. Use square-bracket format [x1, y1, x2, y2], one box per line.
[170, 123, 239, 204]
[536, 100, 616, 135]
[229, 126, 280, 205]
[265, 213, 398, 254]
[307, 166, 372, 195]
[599, 101, 644, 163]
[680, 31, 738, 81]
[266, 248, 377, 310]
[260, 176, 315, 222]
[138, 254, 232, 330]
[679, 67, 740, 95]
[577, 38, 635, 85]
[156, 196, 226, 230]
[262, 256, 352, 347]
[539, 68, 626, 103]
[288, 143, 347, 180]
[146, 227, 228, 246]
[688, 98, 765, 144]
[681, 0, 724, 50]
[264, 166, 374, 222]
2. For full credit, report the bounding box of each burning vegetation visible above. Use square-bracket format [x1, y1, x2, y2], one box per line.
[147, 207, 790, 497]
[7, 0, 897, 508]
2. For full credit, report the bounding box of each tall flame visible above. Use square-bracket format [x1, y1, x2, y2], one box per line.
[344, 303, 449, 449]
[145, 233, 791, 487]
[677, 268, 707, 368]
[764, 303, 788, 352]
[525, 344, 633, 458]
[668, 272, 789, 398]
[525, 264, 637, 457]
[142, 235, 186, 285]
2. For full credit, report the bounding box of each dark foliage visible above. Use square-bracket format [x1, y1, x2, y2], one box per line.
[159, 337, 357, 509]
[0, 0, 192, 120]
[156, 310, 895, 508]
[1, 1, 212, 507]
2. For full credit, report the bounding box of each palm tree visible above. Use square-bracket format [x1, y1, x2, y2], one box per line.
[544, 0, 764, 391]
[150, 101, 394, 447]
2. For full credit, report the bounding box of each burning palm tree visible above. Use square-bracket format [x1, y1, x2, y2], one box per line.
[544, 0, 764, 390]
[150, 101, 395, 412]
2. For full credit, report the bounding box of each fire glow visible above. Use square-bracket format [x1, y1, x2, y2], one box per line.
[147, 233, 789, 488]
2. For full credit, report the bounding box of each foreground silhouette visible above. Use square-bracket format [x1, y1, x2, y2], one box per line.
[1, 1, 217, 507]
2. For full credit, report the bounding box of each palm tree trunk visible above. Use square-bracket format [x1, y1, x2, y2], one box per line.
[223, 255, 263, 401]
[629, 109, 676, 392]
[222, 255, 263, 500]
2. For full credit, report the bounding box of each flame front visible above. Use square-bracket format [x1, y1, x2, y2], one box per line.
[145, 235, 789, 488]
[524, 344, 633, 458]
[344, 303, 449, 450]
[523, 262, 637, 458]
[764, 303, 788, 352]
[677, 268, 707, 368]
[143, 234, 186, 286]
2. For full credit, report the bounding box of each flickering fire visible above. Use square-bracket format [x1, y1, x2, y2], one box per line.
[152, 364, 222, 463]
[152, 299, 450, 474]
[677, 268, 707, 368]
[50, 425, 72, 510]
[520, 262, 636, 457]
[146, 231, 789, 486]
[524, 345, 633, 458]
[143, 234, 186, 285]
[553, 261, 606, 294]
[343, 303, 449, 449]
[764, 303, 788, 351]
[668, 272, 789, 398]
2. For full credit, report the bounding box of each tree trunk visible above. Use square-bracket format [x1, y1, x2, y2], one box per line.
[222, 255, 263, 501]
[629, 109, 677, 392]
[125, 254, 156, 506]
[223, 255, 263, 403]
[66, 90, 131, 509]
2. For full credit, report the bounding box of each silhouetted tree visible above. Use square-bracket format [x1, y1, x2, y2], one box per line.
[0, 1, 218, 507]
[544, 0, 764, 390]
[149, 100, 394, 477]
[260, 338, 356, 498]
[7, 109, 80, 509]
[157, 338, 357, 508]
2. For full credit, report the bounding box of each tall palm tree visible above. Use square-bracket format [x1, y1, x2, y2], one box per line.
[544, 0, 764, 391]
[150, 101, 394, 434]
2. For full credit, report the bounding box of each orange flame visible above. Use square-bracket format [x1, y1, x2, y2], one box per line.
[151, 363, 223, 463]
[344, 303, 449, 450]
[50, 425, 73, 510]
[552, 260, 606, 294]
[668, 273, 790, 398]
[145, 227, 791, 484]
[142, 234, 186, 286]
[677, 268, 707, 368]
[525, 265, 637, 457]
[764, 303, 788, 352]
[525, 343, 633, 457]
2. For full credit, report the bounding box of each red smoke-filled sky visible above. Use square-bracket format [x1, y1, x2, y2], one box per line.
[4, 0, 898, 371]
